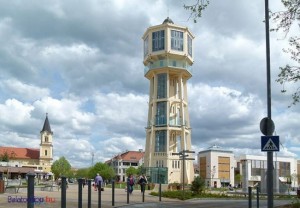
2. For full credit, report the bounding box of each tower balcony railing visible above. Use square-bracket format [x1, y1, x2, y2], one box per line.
[144, 59, 192, 75]
[146, 118, 189, 128]
[154, 152, 167, 157]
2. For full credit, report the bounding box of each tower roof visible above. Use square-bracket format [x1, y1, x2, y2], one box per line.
[41, 113, 52, 133]
[162, 17, 174, 24]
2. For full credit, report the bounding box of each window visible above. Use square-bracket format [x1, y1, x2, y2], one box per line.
[45, 150, 47, 156]
[152, 30, 165, 51]
[155, 130, 167, 152]
[156, 102, 167, 125]
[144, 35, 149, 57]
[171, 30, 183, 51]
[188, 35, 193, 57]
[157, 73, 167, 98]
[45, 136, 48, 142]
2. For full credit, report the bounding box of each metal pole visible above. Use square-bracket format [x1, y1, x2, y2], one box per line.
[264, 0, 273, 207]
[257, 186, 260, 208]
[61, 176, 67, 208]
[112, 180, 115, 206]
[98, 181, 102, 208]
[248, 186, 252, 208]
[142, 183, 145, 202]
[88, 179, 91, 208]
[159, 181, 162, 202]
[27, 173, 35, 208]
[127, 180, 129, 204]
[182, 151, 185, 199]
[78, 178, 83, 208]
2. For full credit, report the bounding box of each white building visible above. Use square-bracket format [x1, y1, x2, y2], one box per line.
[239, 154, 298, 193]
[105, 150, 144, 182]
[198, 145, 235, 188]
[143, 17, 195, 184]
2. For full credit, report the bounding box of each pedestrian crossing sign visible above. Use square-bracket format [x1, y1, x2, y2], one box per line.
[261, 136, 280, 152]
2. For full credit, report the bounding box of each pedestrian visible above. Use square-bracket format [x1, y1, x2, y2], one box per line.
[94, 173, 103, 191]
[138, 174, 148, 193]
[82, 178, 86, 188]
[127, 174, 135, 194]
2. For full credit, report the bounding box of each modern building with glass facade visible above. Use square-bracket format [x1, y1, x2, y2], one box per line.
[239, 154, 298, 193]
[142, 17, 195, 184]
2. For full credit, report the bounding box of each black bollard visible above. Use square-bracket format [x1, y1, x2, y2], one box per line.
[78, 178, 83, 208]
[127, 181, 130, 204]
[88, 179, 91, 208]
[142, 183, 145, 202]
[248, 186, 252, 208]
[256, 186, 260, 208]
[112, 180, 115, 206]
[159, 182, 162, 202]
[61, 176, 67, 208]
[27, 173, 35, 208]
[98, 181, 102, 208]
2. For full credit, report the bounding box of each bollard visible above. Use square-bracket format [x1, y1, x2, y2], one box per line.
[112, 180, 115, 206]
[78, 178, 83, 208]
[159, 182, 162, 202]
[88, 179, 91, 208]
[98, 181, 102, 208]
[127, 181, 130, 204]
[256, 186, 260, 208]
[27, 173, 35, 208]
[61, 176, 67, 208]
[248, 186, 252, 208]
[142, 183, 145, 202]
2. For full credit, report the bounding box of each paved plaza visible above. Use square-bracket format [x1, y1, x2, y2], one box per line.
[0, 184, 292, 208]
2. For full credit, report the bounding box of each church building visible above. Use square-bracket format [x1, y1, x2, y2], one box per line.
[0, 114, 53, 178]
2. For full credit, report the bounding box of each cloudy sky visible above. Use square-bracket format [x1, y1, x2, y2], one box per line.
[0, 0, 299, 168]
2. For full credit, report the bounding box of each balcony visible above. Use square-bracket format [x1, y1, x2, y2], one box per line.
[144, 59, 192, 75]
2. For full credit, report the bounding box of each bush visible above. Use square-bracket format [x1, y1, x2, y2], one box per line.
[190, 176, 205, 194]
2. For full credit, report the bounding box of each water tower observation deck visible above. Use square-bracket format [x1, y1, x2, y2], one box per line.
[142, 17, 195, 80]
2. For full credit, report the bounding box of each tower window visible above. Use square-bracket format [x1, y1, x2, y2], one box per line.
[152, 30, 165, 52]
[157, 73, 167, 98]
[156, 102, 167, 126]
[144, 35, 149, 57]
[45, 150, 48, 156]
[45, 136, 48, 142]
[188, 35, 193, 57]
[155, 130, 167, 152]
[171, 30, 183, 51]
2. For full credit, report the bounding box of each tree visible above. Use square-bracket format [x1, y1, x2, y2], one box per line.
[75, 167, 91, 178]
[51, 156, 72, 179]
[270, 0, 300, 106]
[125, 166, 138, 177]
[184, 0, 300, 106]
[190, 176, 205, 194]
[88, 162, 115, 181]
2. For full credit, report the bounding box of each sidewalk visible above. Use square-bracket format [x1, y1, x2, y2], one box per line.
[0, 184, 180, 208]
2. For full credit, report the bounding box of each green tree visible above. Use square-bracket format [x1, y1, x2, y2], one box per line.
[51, 156, 72, 179]
[75, 167, 91, 179]
[88, 162, 115, 181]
[270, 0, 300, 106]
[235, 174, 242, 186]
[190, 176, 205, 194]
[125, 166, 138, 177]
[0, 151, 10, 162]
[184, 0, 299, 106]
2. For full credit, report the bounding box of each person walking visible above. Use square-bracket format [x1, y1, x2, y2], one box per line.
[127, 174, 135, 194]
[138, 174, 148, 193]
[94, 173, 103, 191]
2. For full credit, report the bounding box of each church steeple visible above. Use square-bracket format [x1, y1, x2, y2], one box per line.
[41, 113, 52, 133]
[39, 113, 53, 173]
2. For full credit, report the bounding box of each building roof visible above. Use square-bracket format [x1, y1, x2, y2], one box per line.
[0, 147, 39, 160]
[41, 114, 52, 133]
[162, 17, 174, 24]
[198, 145, 233, 154]
[106, 150, 144, 163]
